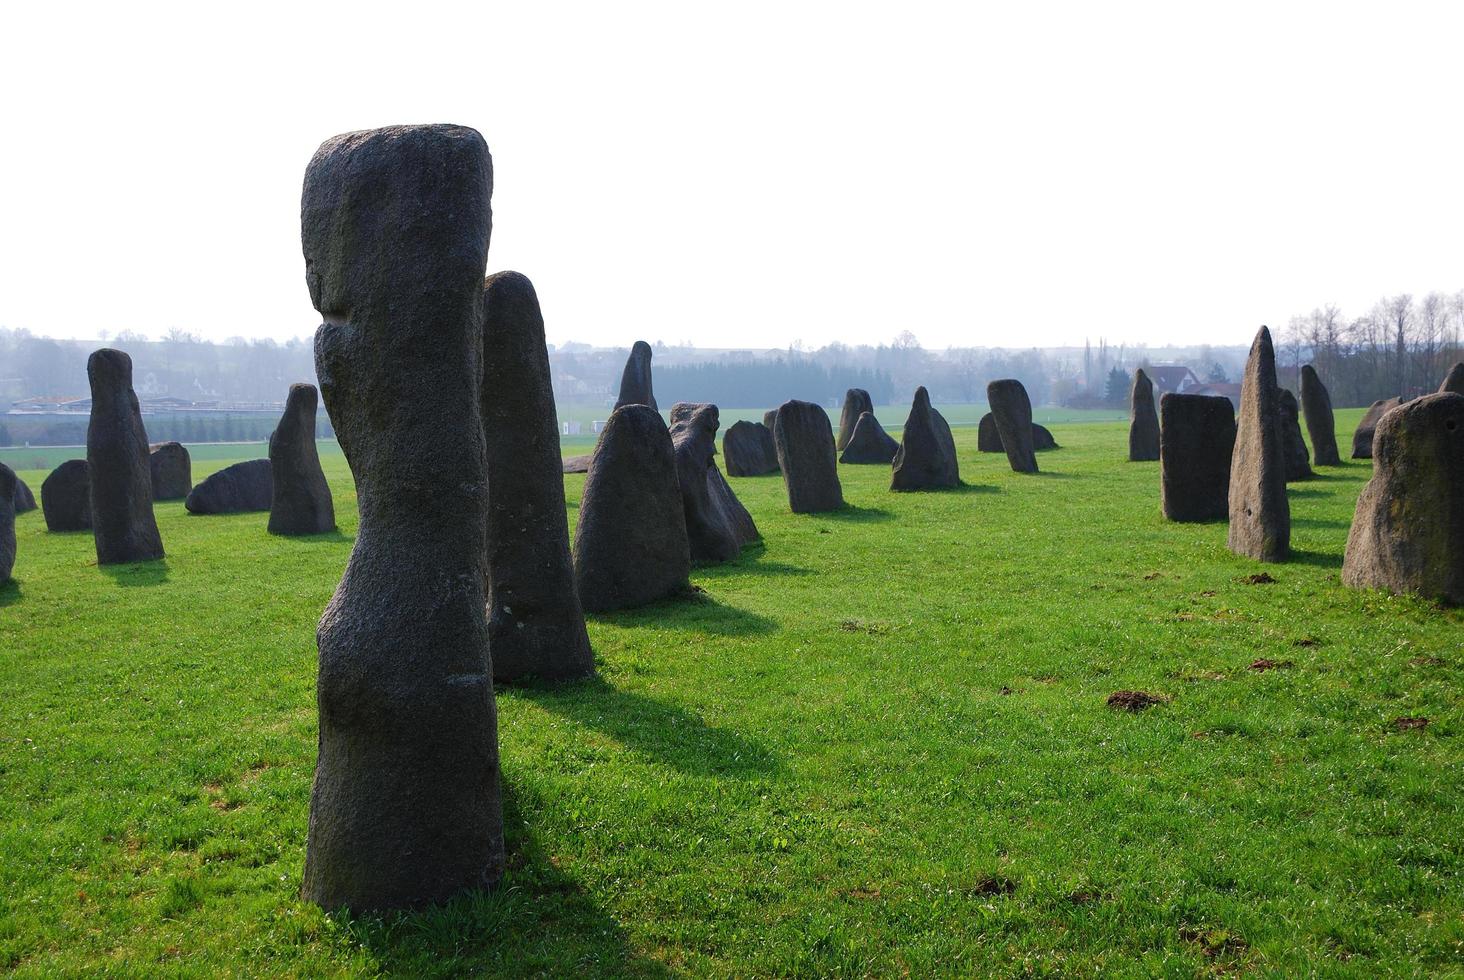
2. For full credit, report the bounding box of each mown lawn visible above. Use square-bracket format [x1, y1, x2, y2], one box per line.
[1, 409, 1459, 976]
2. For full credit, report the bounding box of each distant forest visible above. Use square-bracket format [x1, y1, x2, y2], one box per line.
[657, 360, 894, 409]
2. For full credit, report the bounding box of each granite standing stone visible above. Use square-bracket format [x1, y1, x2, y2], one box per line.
[1128, 368, 1159, 461]
[1299, 366, 1341, 466]
[1032, 424, 1059, 450]
[722, 420, 780, 476]
[186, 459, 273, 514]
[891, 387, 960, 490]
[839, 411, 901, 464]
[1227, 326, 1290, 562]
[573, 404, 691, 611]
[561, 454, 592, 474]
[86, 349, 165, 565]
[0, 464, 15, 582]
[12, 475, 36, 513]
[41, 460, 91, 531]
[1278, 388, 1313, 482]
[773, 400, 844, 513]
[481, 271, 593, 683]
[1159, 393, 1235, 521]
[614, 340, 657, 411]
[987, 379, 1038, 473]
[1352, 397, 1402, 459]
[1439, 362, 1464, 395]
[1342, 393, 1464, 604]
[837, 388, 874, 452]
[764, 409, 783, 459]
[669, 402, 758, 562]
[268, 384, 336, 535]
[149, 442, 192, 500]
[300, 123, 504, 911]
[977, 413, 1002, 452]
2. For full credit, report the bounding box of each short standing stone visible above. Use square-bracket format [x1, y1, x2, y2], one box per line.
[0, 464, 15, 581]
[891, 387, 960, 490]
[1342, 393, 1464, 604]
[87, 349, 165, 565]
[763, 409, 782, 458]
[1032, 424, 1059, 450]
[1160, 393, 1235, 522]
[269, 384, 336, 535]
[977, 413, 1002, 452]
[1227, 326, 1289, 562]
[1439, 362, 1464, 395]
[1278, 389, 1313, 482]
[186, 459, 272, 514]
[1299, 366, 1341, 465]
[1352, 397, 1402, 459]
[573, 404, 690, 611]
[773, 400, 844, 513]
[840, 411, 901, 464]
[837, 388, 874, 452]
[669, 402, 758, 562]
[481, 271, 593, 683]
[12, 475, 36, 513]
[149, 442, 192, 500]
[987, 379, 1038, 473]
[614, 340, 657, 411]
[722, 420, 780, 476]
[1128, 368, 1159, 461]
[41, 460, 91, 531]
[561, 454, 592, 474]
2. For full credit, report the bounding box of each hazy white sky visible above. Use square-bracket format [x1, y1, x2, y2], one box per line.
[1, 2, 1460, 351]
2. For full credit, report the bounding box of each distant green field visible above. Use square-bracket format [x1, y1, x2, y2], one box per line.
[1, 408, 1459, 976]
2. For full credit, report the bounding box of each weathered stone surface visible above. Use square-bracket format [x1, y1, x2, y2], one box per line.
[1440, 362, 1464, 395]
[12, 475, 36, 513]
[41, 460, 91, 531]
[0, 464, 15, 582]
[1033, 424, 1059, 450]
[1227, 326, 1290, 562]
[87, 349, 165, 565]
[670, 402, 758, 562]
[1128, 368, 1159, 461]
[978, 414, 1058, 453]
[1160, 394, 1235, 521]
[763, 409, 783, 459]
[149, 442, 192, 500]
[891, 387, 959, 490]
[722, 420, 779, 476]
[987, 379, 1038, 473]
[573, 404, 690, 611]
[268, 384, 336, 535]
[300, 123, 503, 910]
[1277, 389, 1313, 482]
[1352, 397, 1402, 459]
[562, 454, 592, 474]
[1342, 393, 1464, 604]
[840, 411, 901, 464]
[1299, 366, 1341, 465]
[837, 388, 874, 451]
[614, 341, 657, 411]
[186, 459, 272, 514]
[773, 400, 844, 513]
[481, 271, 593, 683]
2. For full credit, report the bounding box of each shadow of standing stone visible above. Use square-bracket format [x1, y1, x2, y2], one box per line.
[1299, 365, 1341, 465]
[269, 384, 336, 535]
[1228, 326, 1289, 562]
[773, 399, 844, 513]
[41, 460, 91, 531]
[1128, 368, 1159, 461]
[987, 379, 1038, 473]
[1160, 393, 1235, 522]
[87, 349, 164, 565]
[614, 340, 657, 411]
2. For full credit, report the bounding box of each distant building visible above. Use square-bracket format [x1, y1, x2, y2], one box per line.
[1187, 382, 1242, 410]
[561, 420, 583, 436]
[1146, 365, 1202, 396]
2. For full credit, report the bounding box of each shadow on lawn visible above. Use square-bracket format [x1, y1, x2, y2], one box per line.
[0, 579, 20, 607]
[101, 559, 170, 587]
[279, 529, 354, 545]
[1289, 547, 1344, 570]
[819, 504, 894, 523]
[595, 590, 778, 637]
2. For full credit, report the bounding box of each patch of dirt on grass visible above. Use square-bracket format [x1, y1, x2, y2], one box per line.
[1143, 572, 1162, 580]
[999, 686, 1014, 696]
[1292, 637, 1321, 648]
[1391, 716, 1429, 731]
[1199, 590, 1217, 597]
[1107, 690, 1165, 712]
[839, 619, 893, 636]
[843, 886, 882, 900]
[1409, 656, 1447, 667]
[966, 874, 1016, 897]
[1238, 572, 1277, 585]
[1168, 669, 1225, 682]
[1180, 925, 1248, 960]
[1248, 658, 1293, 672]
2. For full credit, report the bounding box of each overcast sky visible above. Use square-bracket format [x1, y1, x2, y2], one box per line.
[1, 2, 1460, 351]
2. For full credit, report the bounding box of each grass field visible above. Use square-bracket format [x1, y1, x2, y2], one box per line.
[1, 409, 1459, 976]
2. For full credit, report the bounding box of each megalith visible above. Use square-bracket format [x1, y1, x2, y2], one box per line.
[149, 442, 192, 500]
[268, 384, 336, 536]
[481, 270, 593, 683]
[299, 123, 504, 911]
[1278, 389, 1313, 482]
[891, 387, 960, 490]
[987, 379, 1038, 473]
[41, 460, 91, 531]
[86, 348, 165, 565]
[185, 459, 272, 514]
[764, 409, 783, 459]
[1032, 424, 1059, 450]
[977, 413, 1002, 452]
[0, 464, 16, 582]
[840, 411, 900, 464]
[614, 340, 657, 411]
[773, 399, 844, 513]
[1342, 393, 1464, 604]
[837, 388, 874, 452]
[1439, 362, 1464, 395]
[1352, 397, 1402, 459]
[12, 475, 36, 513]
[669, 402, 758, 562]
[561, 454, 592, 474]
[1159, 394, 1235, 521]
[1128, 368, 1159, 461]
[1227, 326, 1289, 562]
[573, 404, 691, 611]
[722, 420, 779, 476]
[1299, 366, 1341, 465]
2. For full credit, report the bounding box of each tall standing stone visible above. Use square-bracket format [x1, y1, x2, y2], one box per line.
[1351, 397, 1402, 459]
[839, 411, 900, 464]
[41, 460, 91, 531]
[268, 384, 336, 536]
[149, 442, 192, 500]
[573, 404, 690, 611]
[773, 400, 844, 513]
[481, 271, 593, 683]
[1439, 362, 1464, 395]
[1128, 368, 1159, 461]
[0, 464, 15, 582]
[1159, 394, 1236, 522]
[1342, 393, 1464, 604]
[1278, 389, 1313, 482]
[722, 420, 780, 476]
[891, 387, 960, 490]
[614, 340, 657, 411]
[12, 476, 37, 514]
[300, 124, 503, 911]
[1299, 366, 1341, 466]
[1227, 326, 1289, 562]
[86, 349, 165, 565]
[987, 379, 1038, 473]
[837, 388, 874, 452]
[669, 402, 758, 562]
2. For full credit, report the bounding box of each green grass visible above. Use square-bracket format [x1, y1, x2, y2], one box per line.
[1, 410, 1459, 976]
